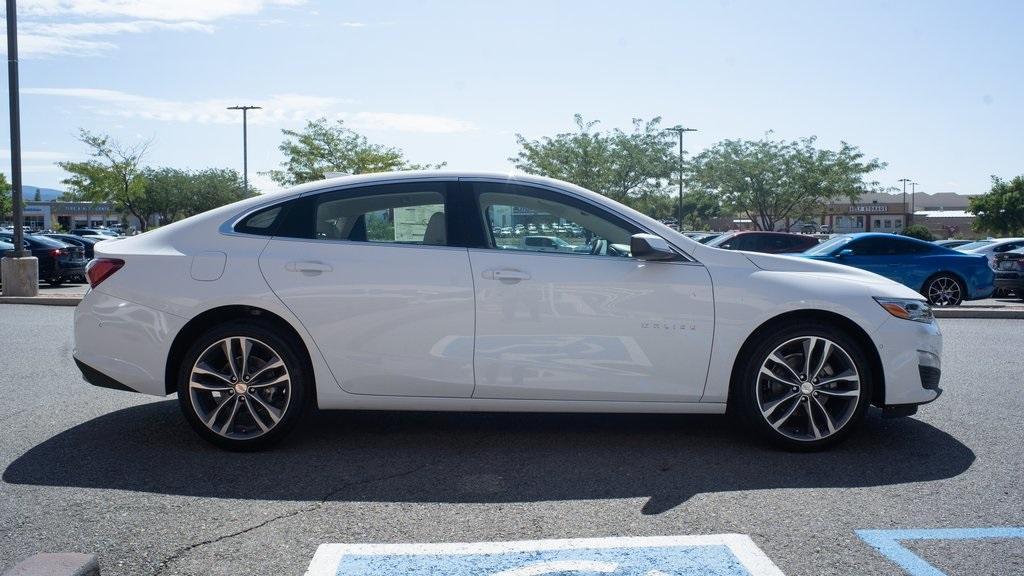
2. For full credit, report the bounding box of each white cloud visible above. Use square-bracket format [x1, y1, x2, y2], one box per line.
[340, 21, 366, 28]
[2, 0, 302, 57]
[0, 149, 74, 161]
[17, 0, 305, 23]
[24, 87, 478, 133]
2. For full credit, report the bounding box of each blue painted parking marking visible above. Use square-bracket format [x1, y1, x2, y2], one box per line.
[306, 535, 786, 576]
[857, 527, 1024, 576]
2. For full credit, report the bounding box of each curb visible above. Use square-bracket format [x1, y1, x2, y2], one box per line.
[0, 296, 82, 306]
[2, 553, 99, 576]
[934, 308, 1024, 319]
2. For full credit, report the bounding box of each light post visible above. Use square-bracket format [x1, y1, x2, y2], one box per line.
[910, 181, 920, 219]
[664, 125, 697, 228]
[1, 0, 39, 297]
[898, 178, 911, 227]
[227, 105, 261, 192]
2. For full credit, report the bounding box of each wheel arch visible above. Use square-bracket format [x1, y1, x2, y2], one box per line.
[728, 309, 886, 408]
[920, 269, 967, 296]
[164, 305, 317, 403]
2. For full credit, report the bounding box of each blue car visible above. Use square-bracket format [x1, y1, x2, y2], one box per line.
[801, 233, 994, 306]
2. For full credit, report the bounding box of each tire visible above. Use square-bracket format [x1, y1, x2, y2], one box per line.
[733, 322, 873, 451]
[922, 274, 964, 306]
[176, 320, 311, 451]
[47, 278, 64, 287]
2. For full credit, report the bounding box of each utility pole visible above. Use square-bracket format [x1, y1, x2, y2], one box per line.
[1, 0, 38, 296]
[227, 105, 261, 192]
[910, 181, 920, 218]
[664, 125, 697, 229]
[7, 0, 25, 257]
[898, 178, 911, 227]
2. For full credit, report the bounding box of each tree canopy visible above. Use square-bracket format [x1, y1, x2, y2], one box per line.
[970, 175, 1024, 236]
[266, 118, 445, 186]
[511, 114, 677, 210]
[58, 130, 152, 230]
[687, 136, 884, 231]
[58, 130, 252, 230]
[0, 173, 10, 224]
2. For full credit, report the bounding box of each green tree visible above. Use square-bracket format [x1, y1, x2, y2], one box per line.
[0, 173, 10, 223]
[970, 175, 1024, 236]
[141, 167, 253, 225]
[688, 136, 884, 231]
[58, 130, 153, 231]
[32, 189, 41, 201]
[901, 224, 935, 241]
[511, 114, 677, 211]
[267, 118, 444, 186]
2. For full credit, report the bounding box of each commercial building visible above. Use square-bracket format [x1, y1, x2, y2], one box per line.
[21, 200, 125, 231]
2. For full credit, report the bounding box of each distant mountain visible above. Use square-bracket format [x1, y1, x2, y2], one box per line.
[23, 186, 65, 201]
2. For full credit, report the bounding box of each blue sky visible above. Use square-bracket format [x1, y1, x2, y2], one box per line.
[1, 0, 1022, 195]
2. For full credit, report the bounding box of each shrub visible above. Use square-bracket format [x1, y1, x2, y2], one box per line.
[901, 224, 934, 241]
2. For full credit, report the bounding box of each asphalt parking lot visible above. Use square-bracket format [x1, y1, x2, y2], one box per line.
[1, 305, 1022, 575]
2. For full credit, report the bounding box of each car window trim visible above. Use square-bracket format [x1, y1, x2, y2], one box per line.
[461, 177, 696, 264]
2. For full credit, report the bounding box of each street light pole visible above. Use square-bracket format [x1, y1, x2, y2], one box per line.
[898, 178, 911, 227]
[227, 105, 261, 192]
[664, 125, 697, 228]
[6, 0, 26, 257]
[910, 181, 919, 218]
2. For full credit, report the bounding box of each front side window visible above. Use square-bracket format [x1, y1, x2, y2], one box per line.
[475, 185, 638, 257]
[315, 188, 447, 246]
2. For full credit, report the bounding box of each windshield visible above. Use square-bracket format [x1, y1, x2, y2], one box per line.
[705, 232, 736, 247]
[956, 240, 994, 251]
[803, 235, 852, 255]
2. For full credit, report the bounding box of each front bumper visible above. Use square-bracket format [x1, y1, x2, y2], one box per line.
[871, 316, 943, 406]
[74, 289, 187, 396]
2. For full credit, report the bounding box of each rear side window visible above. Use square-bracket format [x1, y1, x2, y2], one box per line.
[235, 204, 286, 236]
[315, 190, 446, 245]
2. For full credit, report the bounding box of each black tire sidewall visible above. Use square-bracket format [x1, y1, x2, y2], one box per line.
[734, 322, 873, 451]
[176, 320, 310, 451]
[924, 274, 964, 306]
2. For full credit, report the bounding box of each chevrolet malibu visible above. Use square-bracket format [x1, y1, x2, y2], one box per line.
[74, 172, 942, 451]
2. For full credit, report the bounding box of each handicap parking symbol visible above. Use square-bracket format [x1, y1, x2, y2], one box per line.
[306, 535, 785, 576]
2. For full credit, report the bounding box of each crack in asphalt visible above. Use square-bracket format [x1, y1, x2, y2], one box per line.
[152, 463, 430, 575]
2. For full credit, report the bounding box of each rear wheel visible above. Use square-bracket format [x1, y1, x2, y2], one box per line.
[47, 278, 64, 287]
[923, 274, 964, 306]
[177, 321, 310, 450]
[734, 323, 873, 451]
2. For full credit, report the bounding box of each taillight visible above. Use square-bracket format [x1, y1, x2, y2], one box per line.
[85, 258, 124, 288]
[51, 249, 61, 257]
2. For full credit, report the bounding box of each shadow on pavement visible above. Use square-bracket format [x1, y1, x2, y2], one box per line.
[4, 400, 974, 514]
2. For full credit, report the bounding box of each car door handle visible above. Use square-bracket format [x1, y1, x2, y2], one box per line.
[286, 261, 333, 274]
[482, 268, 531, 281]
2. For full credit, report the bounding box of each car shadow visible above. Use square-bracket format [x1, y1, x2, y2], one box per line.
[3, 400, 974, 514]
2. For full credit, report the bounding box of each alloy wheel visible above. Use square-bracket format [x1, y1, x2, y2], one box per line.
[755, 336, 861, 442]
[188, 336, 292, 440]
[927, 276, 962, 306]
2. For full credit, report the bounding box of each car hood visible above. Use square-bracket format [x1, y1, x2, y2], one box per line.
[742, 251, 924, 298]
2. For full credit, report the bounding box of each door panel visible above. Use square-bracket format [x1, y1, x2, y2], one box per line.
[261, 240, 475, 397]
[469, 249, 715, 402]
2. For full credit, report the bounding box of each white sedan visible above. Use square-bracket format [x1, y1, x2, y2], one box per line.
[74, 172, 942, 450]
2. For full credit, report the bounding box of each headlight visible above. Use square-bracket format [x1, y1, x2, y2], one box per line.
[874, 297, 934, 323]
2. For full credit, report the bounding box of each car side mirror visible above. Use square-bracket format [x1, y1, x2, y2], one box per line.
[836, 249, 854, 258]
[631, 234, 677, 261]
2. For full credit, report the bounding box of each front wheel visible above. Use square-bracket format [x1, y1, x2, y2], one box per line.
[734, 323, 873, 451]
[923, 274, 964, 306]
[177, 321, 310, 450]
